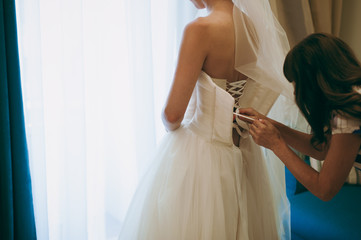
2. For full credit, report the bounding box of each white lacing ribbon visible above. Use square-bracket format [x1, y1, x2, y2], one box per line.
[227, 80, 247, 108]
[227, 80, 250, 138]
[233, 108, 250, 138]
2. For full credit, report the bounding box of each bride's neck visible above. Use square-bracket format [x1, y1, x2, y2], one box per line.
[206, 0, 233, 13]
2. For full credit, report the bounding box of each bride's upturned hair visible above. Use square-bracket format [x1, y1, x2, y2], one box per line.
[283, 33, 361, 149]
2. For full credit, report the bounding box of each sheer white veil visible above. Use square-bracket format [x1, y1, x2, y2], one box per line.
[233, 0, 293, 99]
[232, 0, 293, 239]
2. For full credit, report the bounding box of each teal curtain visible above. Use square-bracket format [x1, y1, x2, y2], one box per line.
[0, 0, 37, 239]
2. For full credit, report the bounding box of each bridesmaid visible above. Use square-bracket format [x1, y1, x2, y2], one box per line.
[240, 33, 361, 201]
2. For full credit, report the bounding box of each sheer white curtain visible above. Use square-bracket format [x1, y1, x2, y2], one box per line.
[15, 0, 196, 239]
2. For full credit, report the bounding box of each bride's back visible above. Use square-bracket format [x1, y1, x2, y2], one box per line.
[198, 3, 247, 82]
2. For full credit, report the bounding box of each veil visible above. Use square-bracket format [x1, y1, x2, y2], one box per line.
[232, 0, 293, 99]
[232, 0, 293, 239]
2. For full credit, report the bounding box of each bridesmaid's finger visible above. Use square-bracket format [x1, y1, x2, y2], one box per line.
[250, 123, 257, 132]
[260, 119, 272, 127]
[252, 119, 264, 128]
[238, 108, 256, 116]
[251, 125, 262, 136]
[249, 128, 257, 140]
[238, 107, 252, 113]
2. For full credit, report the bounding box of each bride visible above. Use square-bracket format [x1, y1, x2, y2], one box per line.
[119, 0, 293, 239]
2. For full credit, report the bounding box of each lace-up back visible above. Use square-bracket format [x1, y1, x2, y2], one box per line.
[227, 80, 248, 107]
[212, 77, 250, 144]
[212, 78, 248, 107]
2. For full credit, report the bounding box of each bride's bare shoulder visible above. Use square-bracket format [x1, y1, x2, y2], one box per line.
[184, 17, 211, 35]
[184, 14, 232, 40]
[179, 17, 212, 49]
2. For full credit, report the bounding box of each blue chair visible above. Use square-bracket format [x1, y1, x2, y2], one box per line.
[285, 158, 361, 240]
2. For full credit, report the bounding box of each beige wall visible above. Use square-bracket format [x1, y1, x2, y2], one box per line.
[340, 0, 361, 60]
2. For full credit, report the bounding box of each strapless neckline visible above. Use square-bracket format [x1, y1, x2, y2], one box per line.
[201, 70, 249, 84]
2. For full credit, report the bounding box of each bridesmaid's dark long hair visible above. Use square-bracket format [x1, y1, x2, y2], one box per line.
[283, 33, 361, 149]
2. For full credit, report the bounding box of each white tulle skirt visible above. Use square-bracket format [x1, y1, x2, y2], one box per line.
[119, 126, 280, 240]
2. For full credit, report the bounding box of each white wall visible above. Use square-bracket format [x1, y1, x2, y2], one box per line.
[340, 0, 361, 60]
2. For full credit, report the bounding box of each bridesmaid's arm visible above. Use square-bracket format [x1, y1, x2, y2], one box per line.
[250, 119, 361, 201]
[162, 20, 209, 131]
[238, 108, 328, 159]
[270, 120, 328, 160]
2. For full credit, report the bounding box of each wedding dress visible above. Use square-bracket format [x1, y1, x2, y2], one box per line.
[119, 0, 294, 238]
[119, 71, 286, 240]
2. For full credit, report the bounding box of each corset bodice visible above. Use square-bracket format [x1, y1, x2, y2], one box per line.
[184, 71, 237, 146]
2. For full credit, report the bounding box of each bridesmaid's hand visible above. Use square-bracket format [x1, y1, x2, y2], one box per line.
[249, 119, 285, 151]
